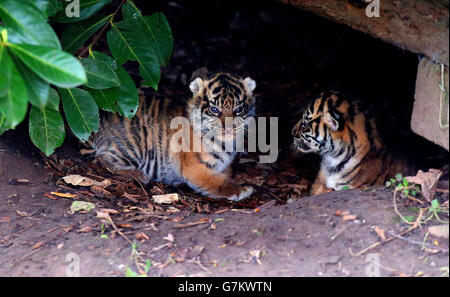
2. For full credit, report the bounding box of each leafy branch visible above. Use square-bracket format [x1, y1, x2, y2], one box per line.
[0, 0, 173, 155]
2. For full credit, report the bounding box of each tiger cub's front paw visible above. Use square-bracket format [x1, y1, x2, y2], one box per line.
[227, 185, 254, 202]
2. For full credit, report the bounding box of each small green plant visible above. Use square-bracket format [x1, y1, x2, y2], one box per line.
[385, 173, 420, 198]
[0, 0, 173, 155]
[428, 199, 449, 224]
[126, 240, 152, 276]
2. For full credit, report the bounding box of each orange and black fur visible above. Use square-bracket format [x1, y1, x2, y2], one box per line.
[292, 91, 410, 195]
[89, 73, 257, 201]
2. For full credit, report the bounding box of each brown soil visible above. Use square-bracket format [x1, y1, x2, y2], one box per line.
[0, 138, 448, 277]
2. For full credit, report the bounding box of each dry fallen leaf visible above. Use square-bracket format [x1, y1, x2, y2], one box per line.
[405, 169, 443, 202]
[373, 226, 386, 241]
[428, 225, 449, 239]
[342, 214, 358, 221]
[164, 233, 175, 242]
[69, 201, 95, 213]
[90, 185, 114, 199]
[77, 226, 93, 233]
[50, 192, 76, 198]
[32, 241, 45, 250]
[135, 232, 150, 241]
[99, 208, 119, 215]
[16, 210, 31, 217]
[152, 193, 179, 204]
[62, 175, 111, 188]
[0, 217, 11, 223]
[335, 210, 350, 216]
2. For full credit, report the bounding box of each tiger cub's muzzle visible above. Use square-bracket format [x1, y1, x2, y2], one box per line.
[292, 121, 321, 153]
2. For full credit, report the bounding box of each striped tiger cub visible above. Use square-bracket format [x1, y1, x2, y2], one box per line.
[292, 91, 408, 195]
[89, 73, 257, 201]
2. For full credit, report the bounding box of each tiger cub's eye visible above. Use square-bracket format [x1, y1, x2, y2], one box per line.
[209, 106, 221, 115]
[234, 106, 244, 115]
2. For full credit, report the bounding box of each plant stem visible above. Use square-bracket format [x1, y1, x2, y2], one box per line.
[78, 0, 127, 58]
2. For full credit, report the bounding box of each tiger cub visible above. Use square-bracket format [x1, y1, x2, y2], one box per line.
[90, 73, 257, 201]
[292, 91, 407, 195]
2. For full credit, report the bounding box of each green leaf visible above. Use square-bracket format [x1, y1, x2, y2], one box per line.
[395, 173, 403, 182]
[431, 199, 440, 211]
[90, 51, 117, 70]
[106, 24, 134, 66]
[0, 25, 30, 45]
[81, 58, 120, 89]
[23, 0, 50, 17]
[0, 49, 28, 128]
[404, 215, 416, 223]
[109, 20, 160, 89]
[12, 56, 50, 108]
[88, 65, 138, 117]
[0, 111, 10, 135]
[86, 88, 117, 112]
[111, 66, 139, 118]
[52, 0, 112, 23]
[60, 87, 99, 142]
[0, 0, 61, 48]
[9, 43, 86, 88]
[29, 89, 65, 156]
[62, 14, 111, 54]
[0, 44, 10, 97]
[122, 2, 173, 67]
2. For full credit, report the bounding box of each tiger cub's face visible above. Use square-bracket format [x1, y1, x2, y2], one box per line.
[188, 73, 256, 142]
[292, 92, 347, 154]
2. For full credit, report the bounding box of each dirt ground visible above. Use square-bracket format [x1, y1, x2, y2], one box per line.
[0, 136, 448, 277]
[0, 0, 449, 277]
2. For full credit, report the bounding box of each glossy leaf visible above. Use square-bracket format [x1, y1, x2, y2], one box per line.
[87, 88, 117, 112]
[13, 56, 50, 108]
[0, 45, 10, 97]
[109, 20, 160, 89]
[9, 43, 87, 88]
[62, 14, 111, 54]
[81, 58, 120, 89]
[122, 2, 173, 67]
[52, 0, 112, 23]
[60, 87, 99, 142]
[85, 51, 119, 112]
[90, 51, 117, 70]
[29, 89, 65, 156]
[0, 0, 61, 48]
[106, 23, 134, 66]
[113, 66, 139, 118]
[0, 49, 28, 128]
[0, 111, 10, 135]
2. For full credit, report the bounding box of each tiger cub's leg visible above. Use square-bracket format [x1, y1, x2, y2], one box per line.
[180, 153, 253, 201]
[310, 171, 331, 195]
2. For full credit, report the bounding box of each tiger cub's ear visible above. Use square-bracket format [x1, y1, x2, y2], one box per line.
[189, 77, 204, 95]
[324, 110, 340, 132]
[243, 77, 256, 95]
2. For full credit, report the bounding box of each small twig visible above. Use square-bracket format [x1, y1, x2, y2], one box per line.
[351, 209, 424, 257]
[330, 226, 346, 241]
[388, 230, 449, 252]
[78, 0, 127, 57]
[393, 186, 418, 225]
